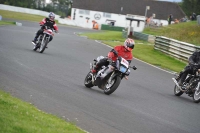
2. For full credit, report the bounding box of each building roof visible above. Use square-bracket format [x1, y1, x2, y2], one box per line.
[73, 0, 186, 20]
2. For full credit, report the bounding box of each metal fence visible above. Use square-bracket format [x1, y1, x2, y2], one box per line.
[197, 15, 200, 25]
[154, 36, 200, 62]
[133, 32, 149, 41]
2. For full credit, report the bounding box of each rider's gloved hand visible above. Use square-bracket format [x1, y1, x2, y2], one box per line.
[107, 57, 116, 67]
[110, 49, 118, 56]
[190, 63, 200, 72]
[40, 25, 47, 30]
[107, 57, 113, 64]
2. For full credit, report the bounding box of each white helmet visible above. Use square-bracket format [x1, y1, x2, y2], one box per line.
[124, 38, 135, 51]
[49, 12, 55, 21]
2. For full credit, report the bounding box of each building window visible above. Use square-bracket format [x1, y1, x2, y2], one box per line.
[79, 9, 90, 15]
[79, 10, 84, 14]
[103, 13, 111, 18]
[85, 10, 90, 15]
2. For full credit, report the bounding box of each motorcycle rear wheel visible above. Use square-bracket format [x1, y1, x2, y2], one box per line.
[33, 45, 38, 51]
[193, 85, 200, 103]
[84, 72, 94, 88]
[174, 78, 184, 96]
[104, 76, 121, 95]
[33, 43, 39, 51]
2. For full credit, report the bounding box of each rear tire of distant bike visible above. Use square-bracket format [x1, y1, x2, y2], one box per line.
[39, 40, 48, 53]
[104, 76, 121, 95]
[33, 44, 39, 51]
[174, 78, 184, 96]
[84, 72, 94, 88]
[193, 84, 200, 103]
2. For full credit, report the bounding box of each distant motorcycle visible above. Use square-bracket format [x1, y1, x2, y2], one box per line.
[84, 56, 137, 95]
[33, 26, 55, 53]
[172, 68, 200, 103]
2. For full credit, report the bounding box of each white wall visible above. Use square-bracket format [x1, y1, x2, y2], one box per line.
[71, 8, 147, 32]
[0, 4, 77, 26]
[0, 4, 169, 31]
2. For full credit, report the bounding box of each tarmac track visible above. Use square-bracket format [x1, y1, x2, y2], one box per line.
[0, 20, 199, 133]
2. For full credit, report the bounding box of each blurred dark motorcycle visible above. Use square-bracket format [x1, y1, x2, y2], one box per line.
[172, 66, 200, 103]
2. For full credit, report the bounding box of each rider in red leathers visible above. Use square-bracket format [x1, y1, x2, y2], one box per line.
[32, 12, 58, 45]
[91, 38, 135, 74]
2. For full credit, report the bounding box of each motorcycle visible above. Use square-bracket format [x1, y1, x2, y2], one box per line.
[84, 56, 137, 95]
[172, 68, 200, 103]
[33, 26, 55, 53]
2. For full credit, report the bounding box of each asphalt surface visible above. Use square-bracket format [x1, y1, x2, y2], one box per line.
[0, 21, 199, 133]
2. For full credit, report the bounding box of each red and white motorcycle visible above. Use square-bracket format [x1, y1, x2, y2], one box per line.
[33, 26, 55, 53]
[84, 56, 137, 95]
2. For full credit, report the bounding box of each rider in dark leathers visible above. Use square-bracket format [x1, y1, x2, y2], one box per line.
[178, 51, 200, 86]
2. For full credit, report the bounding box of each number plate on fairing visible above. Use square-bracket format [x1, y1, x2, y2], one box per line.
[120, 58, 129, 68]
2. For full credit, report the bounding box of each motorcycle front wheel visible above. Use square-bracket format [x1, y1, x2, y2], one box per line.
[193, 84, 200, 103]
[104, 76, 121, 95]
[174, 77, 184, 96]
[39, 38, 48, 53]
[84, 72, 94, 88]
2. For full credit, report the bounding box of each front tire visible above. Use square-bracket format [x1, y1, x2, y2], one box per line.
[193, 84, 200, 103]
[174, 78, 184, 96]
[84, 72, 94, 88]
[104, 76, 121, 95]
[39, 39, 48, 53]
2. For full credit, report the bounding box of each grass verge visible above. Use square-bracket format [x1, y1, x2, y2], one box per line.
[0, 20, 15, 26]
[0, 9, 59, 23]
[143, 21, 200, 46]
[0, 90, 86, 133]
[80, 31, 186, 72]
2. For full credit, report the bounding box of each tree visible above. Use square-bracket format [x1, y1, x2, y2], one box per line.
[0, 0, 73, 17]
[181, 0, 200, 17]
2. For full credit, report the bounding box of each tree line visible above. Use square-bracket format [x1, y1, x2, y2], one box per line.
[179, 0, 200, 17]
[0, 0, 199, 19]
[0, 0, 72, 18]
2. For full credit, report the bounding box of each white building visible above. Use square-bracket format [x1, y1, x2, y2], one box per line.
[71, 0, 186, 32]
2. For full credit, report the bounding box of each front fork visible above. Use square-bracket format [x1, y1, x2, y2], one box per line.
[108, 71, 115, 84]
[41, 34, 46, 44]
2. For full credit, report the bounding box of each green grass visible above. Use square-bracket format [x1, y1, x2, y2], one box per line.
[143, 21, 200, 45]
[0, 9, 59, 23]
[0, 20, 15, 25]
[80, 31, 186, 72]
[80, 31, 126, 42]
[0, 90, 86, 133]
[132, 43, 186, 72]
